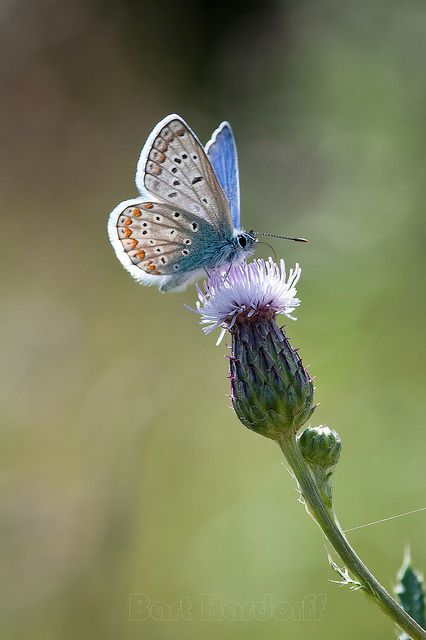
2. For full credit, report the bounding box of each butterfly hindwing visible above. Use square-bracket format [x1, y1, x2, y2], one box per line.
[205, 122, 240, 229]
[109, 199, 221, 282]
[135, 114, 233, 236]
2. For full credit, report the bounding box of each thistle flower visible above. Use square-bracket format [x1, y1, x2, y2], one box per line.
[192, 258, 315, 440]
[191, 259, 426, 640]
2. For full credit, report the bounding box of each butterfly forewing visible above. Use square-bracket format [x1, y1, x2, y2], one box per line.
[136, 116, 233, 236]
[205, 122, 240, 229]
[114, 201, 220, 276]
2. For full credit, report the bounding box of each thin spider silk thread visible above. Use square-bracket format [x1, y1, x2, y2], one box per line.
[343, 506, 426, 533]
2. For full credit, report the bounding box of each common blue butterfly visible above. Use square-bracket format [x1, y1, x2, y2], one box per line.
[108, 114, 305, 292]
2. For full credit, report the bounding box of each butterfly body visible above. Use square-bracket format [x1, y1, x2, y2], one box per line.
[108, 114, 255, 291]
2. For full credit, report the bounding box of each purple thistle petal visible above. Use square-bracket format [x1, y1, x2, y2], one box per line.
[190, 258, 302, 344]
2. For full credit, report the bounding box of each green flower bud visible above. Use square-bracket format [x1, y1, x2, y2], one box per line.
[299, 425, 342, 468]
[298, 425, 342, 506]
[230, 314, 315, 440]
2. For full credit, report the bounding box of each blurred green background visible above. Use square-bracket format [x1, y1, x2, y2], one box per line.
[2, 0, 425, 638]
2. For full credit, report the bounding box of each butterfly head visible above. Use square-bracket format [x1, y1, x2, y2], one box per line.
[233, 230, 257, 256]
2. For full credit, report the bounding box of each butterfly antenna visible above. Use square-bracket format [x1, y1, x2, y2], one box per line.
[253, 231, 308, 243]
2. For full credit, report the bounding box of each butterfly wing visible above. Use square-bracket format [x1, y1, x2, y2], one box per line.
[108, 198, 222, 291]
[135, 114, 233, 238]
[205, 121, 240, 229]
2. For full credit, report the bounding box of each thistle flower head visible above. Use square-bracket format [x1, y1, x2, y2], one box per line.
[193, 258, 301, 345]
[191, 258, 314, 440]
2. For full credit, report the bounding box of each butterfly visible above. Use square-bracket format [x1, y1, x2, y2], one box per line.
[108, 114, 305, 292]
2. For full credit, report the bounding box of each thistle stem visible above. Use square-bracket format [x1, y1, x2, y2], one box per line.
[279, 434, 426, 640]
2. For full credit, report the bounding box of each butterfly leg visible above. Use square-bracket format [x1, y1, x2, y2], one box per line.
[222, 262, 233, 284]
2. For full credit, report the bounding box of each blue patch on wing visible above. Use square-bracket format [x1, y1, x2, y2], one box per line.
[205, 122, 240, 229]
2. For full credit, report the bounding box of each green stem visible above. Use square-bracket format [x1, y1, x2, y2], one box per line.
[279, 434, 426, 640]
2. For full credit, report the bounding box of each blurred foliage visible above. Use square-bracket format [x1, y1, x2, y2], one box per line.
[1, 0, 426, 638]
[396, 549, 426, 639]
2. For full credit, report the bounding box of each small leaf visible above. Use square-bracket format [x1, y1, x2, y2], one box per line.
[395, 546, 425, 637]
[327, 552, 363, 591]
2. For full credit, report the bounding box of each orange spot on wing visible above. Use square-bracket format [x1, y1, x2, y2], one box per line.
[147, 264, 156, 272]
[129, 239, 138, 249]
[124, 217, 132, 226]
[132, 208, 142, 217]
[123, 228, 132, 238]
[137, 249, 145, 260]
[143, 203, 154, 209]
[152, 166, 161, 175]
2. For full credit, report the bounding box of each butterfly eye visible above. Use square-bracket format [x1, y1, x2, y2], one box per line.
[237, 235, 247, 248]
